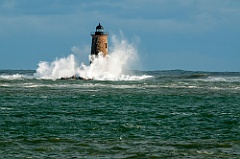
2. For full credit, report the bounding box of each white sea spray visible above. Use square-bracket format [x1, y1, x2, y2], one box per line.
[35, 35, 150, 81]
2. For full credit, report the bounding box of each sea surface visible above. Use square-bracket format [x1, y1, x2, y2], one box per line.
[1, 70, 240, 158]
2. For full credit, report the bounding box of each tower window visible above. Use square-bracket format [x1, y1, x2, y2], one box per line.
[105, 43, 108, 48]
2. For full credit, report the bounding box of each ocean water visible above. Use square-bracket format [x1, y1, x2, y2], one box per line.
[1, 70, 240, 158]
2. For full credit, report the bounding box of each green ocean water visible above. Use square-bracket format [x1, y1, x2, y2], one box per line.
[1, 70, 240, 158]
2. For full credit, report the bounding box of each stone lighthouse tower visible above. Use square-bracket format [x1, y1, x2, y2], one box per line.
[90, 23, 108, 63]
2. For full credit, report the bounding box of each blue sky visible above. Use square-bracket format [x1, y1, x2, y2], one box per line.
[0, 0, 240, 71]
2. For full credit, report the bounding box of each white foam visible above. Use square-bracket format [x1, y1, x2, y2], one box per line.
[0, 74, 25, 80]
[196, 76, 240, 82]
[0, 84, 11, 87]
[35, 54, 78, 80]
[0, 107, 12, 110]
[35, 35, 152, 81]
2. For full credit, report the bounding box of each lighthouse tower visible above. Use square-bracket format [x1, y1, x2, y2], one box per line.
[90, 23, 108, 63]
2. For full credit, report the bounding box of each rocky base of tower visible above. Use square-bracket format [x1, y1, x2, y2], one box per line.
[60, 75, 93, 80]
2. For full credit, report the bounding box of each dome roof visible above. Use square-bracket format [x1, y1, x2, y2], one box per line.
[96, 23, 104, 30]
